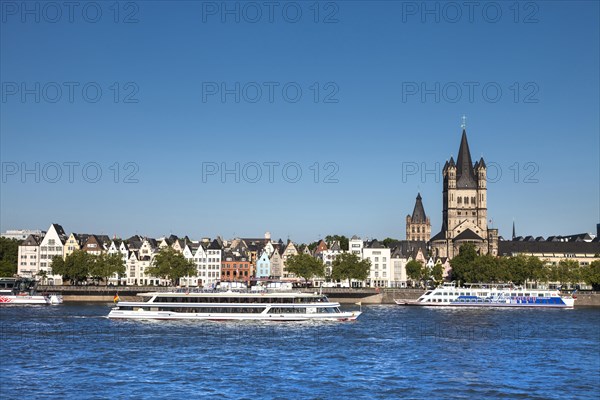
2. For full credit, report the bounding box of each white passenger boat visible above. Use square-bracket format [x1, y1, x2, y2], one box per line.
[0, 278, 63, 305]
[394, 282, 575, 308]
[108, 290, 361, 321]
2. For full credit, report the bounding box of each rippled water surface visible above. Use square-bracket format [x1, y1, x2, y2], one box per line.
[1, 304, 599, 399]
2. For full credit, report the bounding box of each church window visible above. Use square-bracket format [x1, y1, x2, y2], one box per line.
[472, 212, 476, 216]
[412, 227, 415, 233]
[471, 196, 476, 204]
[417, 227, 420, 233]
[464, 197, 469, 204]
[457, 197, 462, 204]
[458, 211, 461, 215]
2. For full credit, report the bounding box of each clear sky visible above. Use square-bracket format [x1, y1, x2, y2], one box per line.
[1, 1, 599, 243]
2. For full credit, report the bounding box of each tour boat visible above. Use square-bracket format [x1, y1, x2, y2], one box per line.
[0, 278, 63, 305]
[394, 282, 575, 308]
[108, 290, 361, 321]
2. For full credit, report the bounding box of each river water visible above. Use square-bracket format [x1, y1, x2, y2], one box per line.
[1, 304, 598, 399]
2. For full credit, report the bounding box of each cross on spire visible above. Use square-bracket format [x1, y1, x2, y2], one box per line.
[461, 115, 467, 129]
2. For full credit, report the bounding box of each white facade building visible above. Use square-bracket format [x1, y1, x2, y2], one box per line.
[17, 234, 42, 278]
[39, 224, 67, 285]
[349, 235, 364, 257]
[362, 240, 391, 288]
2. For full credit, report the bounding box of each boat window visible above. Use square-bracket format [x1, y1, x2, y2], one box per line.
[434, 292, 441, 295]
[525, 293, 530, 297]
[518, 293, 523, 296]
[538, 293, 544, 297]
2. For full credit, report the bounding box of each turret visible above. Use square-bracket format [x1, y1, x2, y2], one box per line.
[476, 157, 486, 189]
[445, 157, 456, 189]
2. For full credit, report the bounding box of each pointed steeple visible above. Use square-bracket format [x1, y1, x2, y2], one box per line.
[455, 129, 477, 188]
[512, 220, 516, 240]
[411, 193, 427, 223]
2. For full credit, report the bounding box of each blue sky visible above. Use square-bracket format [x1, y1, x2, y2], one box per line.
[1, 1, 598, 243]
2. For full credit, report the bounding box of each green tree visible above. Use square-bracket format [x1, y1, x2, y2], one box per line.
[450, 244, 478, 283]
[0, 237, 21, 276]
[285, 253, 325, 284]
[90, 253, 126, 286]
[527, 256, 546, 285]
[146, 247, 196, 286]
[36, 270, 48, 285]
[382, 237, 399, 248]
[51, 250, 93, 284]
[406, 260, 424, 286]
[0, 260, 16, 277]
[431, 263, 444, 284]
[558, 259, 579, 287]
[331, 253, 371, 283]
[504, 254, 529, 285]
[581, 260, 600, 290]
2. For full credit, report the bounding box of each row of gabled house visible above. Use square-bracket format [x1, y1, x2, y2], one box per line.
[17, 225, 445, 287]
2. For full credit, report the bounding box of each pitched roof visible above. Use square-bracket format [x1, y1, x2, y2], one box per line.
[208, 239, 222, 250]
[498, 240, 600, 256]
[51, 223, 66, 237]
[329, 241, 342, 251]
[430, 231, 446, 241]
[453, 229, 484, 241]
[389, 240, 428, 258]
[410, 193, 427, 223]
[365, 239, 385, 249]
[455, 129, 477, 189]
[22, 234, 42, 246]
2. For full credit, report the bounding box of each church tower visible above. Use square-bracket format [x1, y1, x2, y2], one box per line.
[406, 193, 431, 242]
[431, 121, 498, 259]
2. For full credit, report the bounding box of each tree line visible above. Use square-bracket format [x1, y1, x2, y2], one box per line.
[285, 252, 370, 283]
[449, 244, 600, 289]
[51, 250, 126, 285]
[51, 247, 197, 286]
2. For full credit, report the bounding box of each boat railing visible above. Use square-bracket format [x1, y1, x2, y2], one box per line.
[164, 288, 308, 295]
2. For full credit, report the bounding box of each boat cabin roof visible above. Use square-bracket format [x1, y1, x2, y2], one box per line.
[138, 291, 325, 299]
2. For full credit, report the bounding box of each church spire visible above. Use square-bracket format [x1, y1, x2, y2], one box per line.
[512, 220, 516, 240]
[411, 193, 427, 223]
[455, 128, 477, 188]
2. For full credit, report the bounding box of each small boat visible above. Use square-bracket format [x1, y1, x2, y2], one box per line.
[108, 289, 360, 321]
[394, 282, 575, 308]
[0, 278, 63, 305]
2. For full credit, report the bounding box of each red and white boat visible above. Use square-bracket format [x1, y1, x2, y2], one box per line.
[0, 278, 62, 305]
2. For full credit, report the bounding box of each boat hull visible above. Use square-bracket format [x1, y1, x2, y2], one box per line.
[108, 309, 361, 321]
[394, 299, 574, 308]
[0, 294, 63, 305]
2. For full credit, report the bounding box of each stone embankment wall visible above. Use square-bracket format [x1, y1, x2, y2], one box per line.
[38, 286, 600, 306]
